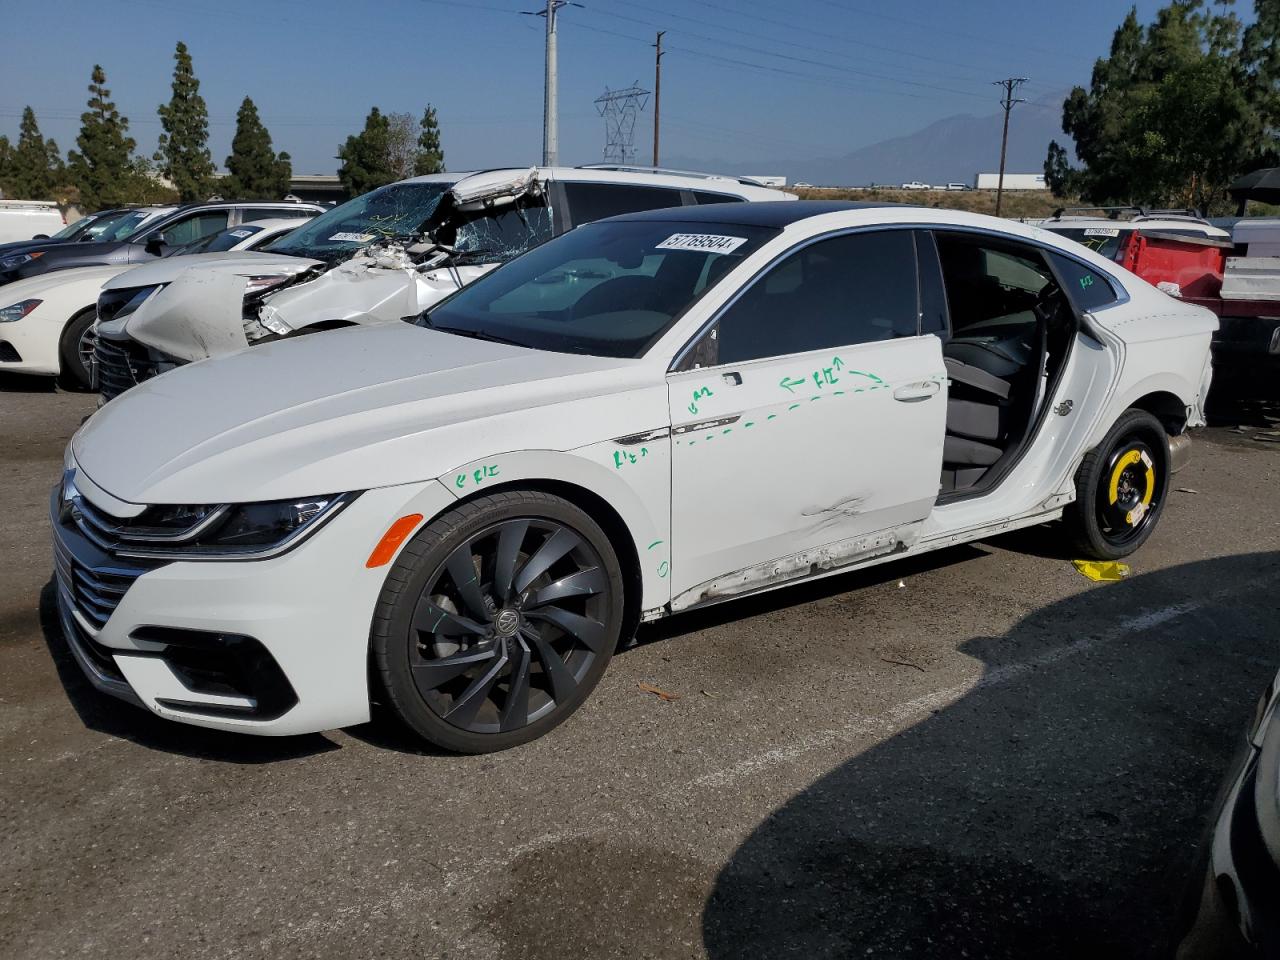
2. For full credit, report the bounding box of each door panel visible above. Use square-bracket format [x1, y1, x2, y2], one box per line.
[666, 335, 947, 600]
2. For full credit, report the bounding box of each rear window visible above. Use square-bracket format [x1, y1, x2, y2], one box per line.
[1044, 226, 1130, 262]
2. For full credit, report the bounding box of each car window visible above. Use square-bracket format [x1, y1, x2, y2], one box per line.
[421, 219, 777, 359]
[444, 197, 553, 264]
[1043, 226, 1129, 262]
[170, 224, 264, 255]
[915, 230, 949, 335]
[933, 232, 1059, 337]
[159, 211, 230, 247]
[693, 191, 739, 204]
[711, 230, 919, 366]
[1050, 253, 1120, 311]
[99, 210, 156, 242]
[240, 206, 313, 223]
[563, 182, 687, 225]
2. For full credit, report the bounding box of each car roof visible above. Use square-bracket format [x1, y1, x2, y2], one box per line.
[1042, 216, 1230, 237]
[395, 166, 792, 200]
[600, 200, 908, 228]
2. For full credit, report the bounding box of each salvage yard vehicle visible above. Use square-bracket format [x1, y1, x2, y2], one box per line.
[92, 165, 793, 400]
[53, 201, 1215, 752]
[0, 198, 323, 286]
[0, 199, 65, 243]
[0, 219, 310, 388]
[0, 206, 171, 259]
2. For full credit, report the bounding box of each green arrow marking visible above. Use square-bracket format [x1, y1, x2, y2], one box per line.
[779, 376, 806, 393]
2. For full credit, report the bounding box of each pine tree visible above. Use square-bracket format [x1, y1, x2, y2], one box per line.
[337, 107, 395, 196]
[224, 97, 292, 199]
[414, 104, 445, 175]
[155, 41, 215, 201]
[1, 107, 62, 199]
[67, 65, 137, 210]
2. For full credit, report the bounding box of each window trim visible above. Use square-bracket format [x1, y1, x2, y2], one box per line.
[668, 222, 1130, 373]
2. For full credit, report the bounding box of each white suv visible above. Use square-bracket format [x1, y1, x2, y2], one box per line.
[93, 166, 793, 400]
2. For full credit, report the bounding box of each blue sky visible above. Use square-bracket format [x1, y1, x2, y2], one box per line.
[0, 0, 1178, 174]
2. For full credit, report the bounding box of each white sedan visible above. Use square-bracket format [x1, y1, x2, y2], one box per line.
[55, 201, 1215, 752]
[0, 219, 308, 388]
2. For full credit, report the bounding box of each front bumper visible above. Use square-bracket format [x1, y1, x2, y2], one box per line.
[50, 474, 457, 736]
[0, 302, 65, 376]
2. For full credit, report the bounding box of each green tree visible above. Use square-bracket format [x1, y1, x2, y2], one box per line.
[0, 136, 11, 195]
[1043, 140, 1078, 198]
[415, 104, 445, 175]
[337, 107, 395, 196]
[155, 41, 215, 201]
[224, 97, 292, 199]
[67, 65, 137, 210]
[1050, 1, 1278, 212]
[0, 107, 64, 200]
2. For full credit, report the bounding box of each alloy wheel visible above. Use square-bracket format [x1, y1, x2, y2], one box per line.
[406, 517, 612, 734]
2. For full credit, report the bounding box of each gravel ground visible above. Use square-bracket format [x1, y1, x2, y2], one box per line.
[1, 371, 1278, 960]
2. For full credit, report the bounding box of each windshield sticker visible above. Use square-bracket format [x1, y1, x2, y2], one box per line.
[656, 233, 748, 254]
[329, 232, 376, 243]
[229, 229, 253, 238]
[1082, 227, 1120, 237]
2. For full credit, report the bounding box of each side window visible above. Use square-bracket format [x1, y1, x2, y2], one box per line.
[693, 191, 738, 204]
[451, 197, 553, 262]
[712, 230, 919, 366]
[244, 207, 314, 222]
[563, 182, 685, 225]
[915, 231, 949, 335]
[161, 211, 229, 246]
[933, 232, 1058, 336]
[1050, 253, 1120, 311]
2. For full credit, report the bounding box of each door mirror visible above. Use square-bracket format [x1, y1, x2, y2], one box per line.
[32, 233, 50, 240]
[144, 233, 168, 256]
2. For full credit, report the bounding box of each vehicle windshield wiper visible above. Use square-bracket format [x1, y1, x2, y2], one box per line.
[422, 319, 529, 348]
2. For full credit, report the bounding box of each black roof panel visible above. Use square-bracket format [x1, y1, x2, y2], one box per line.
[602, 199, 913, 228]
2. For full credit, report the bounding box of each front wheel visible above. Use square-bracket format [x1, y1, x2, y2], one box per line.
[58, 309, 96, 391]
[1063, 408, 1171, 560]
[371, 491, 625, 753]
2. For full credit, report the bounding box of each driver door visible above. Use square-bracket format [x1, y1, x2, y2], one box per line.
[666, 229, 948, 604]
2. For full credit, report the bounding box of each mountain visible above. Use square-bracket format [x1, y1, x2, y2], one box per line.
[662, 93, 1070, 187]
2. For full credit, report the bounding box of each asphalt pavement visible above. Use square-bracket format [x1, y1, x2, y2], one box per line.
[1, 372, 1278, 960]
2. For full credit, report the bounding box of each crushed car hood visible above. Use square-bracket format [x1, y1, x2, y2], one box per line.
[73, 323, 653, 504]
[101, 251, 321, 291]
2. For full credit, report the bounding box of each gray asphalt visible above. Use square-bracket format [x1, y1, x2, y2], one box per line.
[1, 372, 1278, 960]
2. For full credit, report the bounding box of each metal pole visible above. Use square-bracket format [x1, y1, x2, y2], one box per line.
[653, 31, 664, 168]
[992, 77, 1027, 218]
[543, 0, 558, 166]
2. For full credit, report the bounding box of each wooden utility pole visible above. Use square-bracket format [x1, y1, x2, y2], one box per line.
[992, 77, 1028, 217]
[652, 31, 665, 167]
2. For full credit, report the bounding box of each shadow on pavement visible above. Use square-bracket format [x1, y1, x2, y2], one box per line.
[701, 552, 1280, 960]
[38, 580, 339, 764]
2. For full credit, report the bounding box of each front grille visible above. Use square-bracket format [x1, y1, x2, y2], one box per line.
[94, 336, 159, 401]
[52, 522, 150, 632]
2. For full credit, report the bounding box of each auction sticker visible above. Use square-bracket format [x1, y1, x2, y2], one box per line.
[1082, 227, 1120, 237]
[656, 233, 747, 254]
[229, 229, 253, 238]
[329, 232, 375, 242]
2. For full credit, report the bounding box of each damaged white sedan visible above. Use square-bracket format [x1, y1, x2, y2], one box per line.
[92, 166, 792, 400]
[56, 201, 1214, 753]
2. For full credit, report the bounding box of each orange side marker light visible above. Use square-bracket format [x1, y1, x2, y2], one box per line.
[365, 514, 424, 568]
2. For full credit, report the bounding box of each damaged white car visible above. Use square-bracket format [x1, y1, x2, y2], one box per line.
[56, 202, 1214, 753]
[92, 166, 793, 400]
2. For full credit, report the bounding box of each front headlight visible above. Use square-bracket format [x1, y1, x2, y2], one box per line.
[99, 493, 357, 560]
[0, 251, 42, 271]
[0, 298, 42, 322]
[243, 274, 292, 297]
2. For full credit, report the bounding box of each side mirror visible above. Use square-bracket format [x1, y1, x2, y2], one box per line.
[144, 233, 168, 256]
[32, 233, 50, 240]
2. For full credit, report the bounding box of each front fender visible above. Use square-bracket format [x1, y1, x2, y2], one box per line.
[437, 444, 672, 615]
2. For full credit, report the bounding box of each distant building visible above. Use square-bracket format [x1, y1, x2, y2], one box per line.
[289, 175, 347, 205]
[975, 173, 1047, 191]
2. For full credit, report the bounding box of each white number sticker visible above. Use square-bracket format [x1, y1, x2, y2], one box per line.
[655, 233, 748, 254]
[329, 232, 375, 243]
[1082, 227, 1120, 237]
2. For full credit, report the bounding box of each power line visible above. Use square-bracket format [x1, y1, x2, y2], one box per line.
[992, 77, 1028, 217]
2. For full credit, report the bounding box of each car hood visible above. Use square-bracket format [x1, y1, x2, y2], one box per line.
[73, 322, 649, 505]
[0, 263, 124, 301]
[103, 251, 321, 290]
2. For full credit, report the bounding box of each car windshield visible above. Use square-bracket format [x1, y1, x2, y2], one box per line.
[261, 182, 453, 263]
[50, 214, 103, 240]
[95, 209, 157, 242]
[1044, 226, 1132, 261]
[419, 219, 778, 359]
[168, 224, 264, 256]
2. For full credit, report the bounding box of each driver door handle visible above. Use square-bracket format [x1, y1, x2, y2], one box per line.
[893, 380, 941, 402]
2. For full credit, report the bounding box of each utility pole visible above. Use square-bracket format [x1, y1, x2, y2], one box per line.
[992, 77, 1028, 218]
[652, 31, 665, 167]
[524, 0, 579, 166]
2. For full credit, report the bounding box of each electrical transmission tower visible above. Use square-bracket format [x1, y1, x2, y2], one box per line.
[594, 84, 650, 165]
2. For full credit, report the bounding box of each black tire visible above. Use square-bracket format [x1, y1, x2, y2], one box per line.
[57, 308, 96, 391]
[371, 490, 625, 753]
[1063, 408, 1171, 560]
